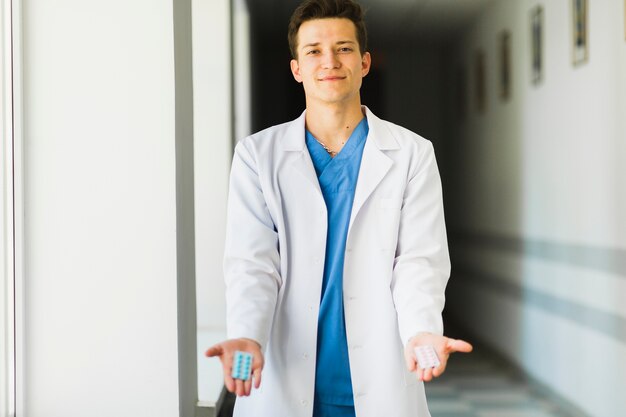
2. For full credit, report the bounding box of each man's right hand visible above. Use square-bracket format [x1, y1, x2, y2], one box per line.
[205, 338, 264, 397]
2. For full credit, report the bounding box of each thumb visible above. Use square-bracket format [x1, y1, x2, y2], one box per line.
[205, 345, 223, 357]
[446, 338, 473, 353]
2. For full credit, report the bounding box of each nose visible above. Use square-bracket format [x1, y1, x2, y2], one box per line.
[321, 50, 340, 69]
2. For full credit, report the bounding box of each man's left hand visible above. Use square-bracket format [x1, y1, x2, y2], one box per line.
[404, 333, 473, 382]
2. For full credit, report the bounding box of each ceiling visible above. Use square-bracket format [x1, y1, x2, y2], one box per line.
[246, 0, 495, 45]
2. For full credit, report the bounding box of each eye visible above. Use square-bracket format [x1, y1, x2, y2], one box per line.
[306, 49, 320, 55]
[339, 47, 353, 53]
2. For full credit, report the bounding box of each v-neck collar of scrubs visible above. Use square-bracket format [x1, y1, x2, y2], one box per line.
[305, 117, 369, 181]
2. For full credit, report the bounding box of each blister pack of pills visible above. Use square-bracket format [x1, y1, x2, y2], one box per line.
[414, 345, 440, 369]
[232, 350, 253, 381]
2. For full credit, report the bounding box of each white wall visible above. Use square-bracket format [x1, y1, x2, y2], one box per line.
[1, 0, 15, 414]
[20, 0, 187, 415]
[193, 0, 231, 334]
[445, 1, 626, 416]
[619, 2, 626, 223]
[234, 0, 252, 142]
[191, 0, 233, 407]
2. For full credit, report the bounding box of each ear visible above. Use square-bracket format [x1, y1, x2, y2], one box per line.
[290, 59, 303, 83]
[361, 52, 371, 78]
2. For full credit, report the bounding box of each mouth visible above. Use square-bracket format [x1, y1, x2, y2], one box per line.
[319, 76, 346, 81]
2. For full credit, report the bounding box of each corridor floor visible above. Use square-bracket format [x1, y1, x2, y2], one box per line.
[425, 342, 588, 417]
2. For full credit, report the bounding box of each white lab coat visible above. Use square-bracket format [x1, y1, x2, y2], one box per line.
[224, 107, 450, 417]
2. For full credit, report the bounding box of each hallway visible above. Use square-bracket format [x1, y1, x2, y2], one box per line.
[236, 1, 626, 415]
[2, 0, 625, 416]
[426, 340, 588, 417]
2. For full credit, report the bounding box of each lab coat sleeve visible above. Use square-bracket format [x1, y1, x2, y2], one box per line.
[391, 140, 451, 347]
[223, 138, 281, 352]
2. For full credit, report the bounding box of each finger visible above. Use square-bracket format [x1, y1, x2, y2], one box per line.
[422, 367, 433, 382]
[446, 338, 473, 353]
[224, 374, 236, 393]
[251, 351, 264, 389]
[221, 354, 236, 393]
[415, 367, 424, 381]
[235, 378, 246, 397]
[244, 378, 252, 396]
[205, 345, 223, 357]
[253, 368, 262, 389]
[431, 348, 451, 378]
[432, 361, 447, 378]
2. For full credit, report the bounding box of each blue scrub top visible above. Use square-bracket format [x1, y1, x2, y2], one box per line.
[305, 117, 369, 406]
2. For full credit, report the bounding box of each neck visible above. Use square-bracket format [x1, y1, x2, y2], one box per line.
[304, 99, 365, 148]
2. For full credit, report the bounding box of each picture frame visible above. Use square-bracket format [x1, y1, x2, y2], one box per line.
[530, 5, 543, 85]
[474, 50, 486, 113]
[572, 0, 588, 65]
[499, 30, 512, 101]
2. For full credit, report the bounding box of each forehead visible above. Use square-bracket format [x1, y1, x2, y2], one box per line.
[297, 18, 358, 47]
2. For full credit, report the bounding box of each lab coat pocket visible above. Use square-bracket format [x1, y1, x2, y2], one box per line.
[377, 197, 402, 251]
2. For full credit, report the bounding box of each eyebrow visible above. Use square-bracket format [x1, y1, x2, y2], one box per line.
[302, 40, 356, 49]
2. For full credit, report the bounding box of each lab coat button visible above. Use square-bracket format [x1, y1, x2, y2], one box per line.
[302, 353, 309, 359]
[301, 399, 308, 406]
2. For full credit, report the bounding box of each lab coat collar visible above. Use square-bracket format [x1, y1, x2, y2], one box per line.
[280, 106, 401, 151]
[280, 105, 397, 237]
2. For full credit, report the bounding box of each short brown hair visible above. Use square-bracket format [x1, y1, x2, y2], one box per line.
[287, 0, 368, 59]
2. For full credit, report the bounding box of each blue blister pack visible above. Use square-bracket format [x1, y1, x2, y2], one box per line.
[231, 350, 253, 381]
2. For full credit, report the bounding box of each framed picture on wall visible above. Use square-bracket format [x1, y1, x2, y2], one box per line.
[499, 30, 512, 100]
[530, 5, 543, 85]
[572, 0, 588, 65]
[474, 50, 486, 113]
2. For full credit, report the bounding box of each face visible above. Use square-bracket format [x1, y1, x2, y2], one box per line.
[290, 18, 371, 107]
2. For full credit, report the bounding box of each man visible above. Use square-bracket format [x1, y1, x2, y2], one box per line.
[206, 1, 472, 416]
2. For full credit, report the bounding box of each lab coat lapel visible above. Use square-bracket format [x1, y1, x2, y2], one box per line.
[281, 110, 323, 197]
[347, 107, 399, 235]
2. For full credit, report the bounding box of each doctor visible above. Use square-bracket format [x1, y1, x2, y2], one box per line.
[206, 0, 472, 416]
